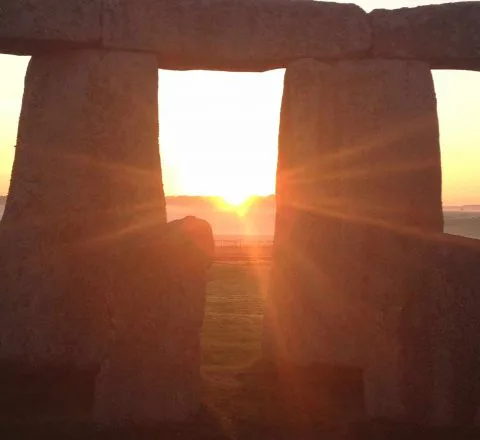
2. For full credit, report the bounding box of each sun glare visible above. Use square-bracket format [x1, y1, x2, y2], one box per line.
[221, 192, 250, 207]
[213, 192, 254, 216]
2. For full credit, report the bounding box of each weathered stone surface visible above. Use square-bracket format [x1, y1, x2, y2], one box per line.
[0, 363, 98, 422]
[335, 60, 441, 421]
[429, 234, 480, 427]
[237, 361, 365, 427]
[94, 217, 213, 425]
[103, 0, 371, 71]
[0, 0, 101, 55]
[371, 2, 480, 70]
[0, 49, 164, 379]
[264, 59, 443, 423]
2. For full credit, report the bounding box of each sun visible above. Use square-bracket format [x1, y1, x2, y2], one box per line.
[221, 192, 251, 207]
[214, 191, 253, 216]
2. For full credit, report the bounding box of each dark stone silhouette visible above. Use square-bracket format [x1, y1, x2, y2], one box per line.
[264, 58, 445, 424]
[371, 2, 480, 71]
[94, 217, 214, 425]
[0, 49, 165, 422]
[167, 216, 215, 270]
[103, 0, 370, 71]
[0, 0, 101, 55]
[428, 234, 480, 426]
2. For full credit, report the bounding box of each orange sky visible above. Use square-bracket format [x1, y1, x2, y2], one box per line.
[0, 1, 479, 205]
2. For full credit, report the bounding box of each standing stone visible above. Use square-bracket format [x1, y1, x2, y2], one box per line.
[94, 217, 213, 425]
[263, 59, 343, 364]
[335, 60, 442, 422]
[0, 50, 165, 419]
[429, 234, 480, 427]
[263, 59, 443, 423]
[262, 60, 365, 426]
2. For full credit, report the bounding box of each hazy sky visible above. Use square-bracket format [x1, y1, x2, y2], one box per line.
[0, 0, 479, 204]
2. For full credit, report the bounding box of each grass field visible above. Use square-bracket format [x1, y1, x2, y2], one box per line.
[201, 262, 270, 430]
[202, 262, 268, 371]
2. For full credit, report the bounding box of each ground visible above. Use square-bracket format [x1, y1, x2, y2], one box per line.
[201, 262, 268, 430]
[202, 262, 267, 373]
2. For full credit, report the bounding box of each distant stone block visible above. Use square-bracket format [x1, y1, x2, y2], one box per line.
[371, 2, 480, 71]
[168, 215, 215, 270]
[0, 0, 101, 55]
[103, 0, 371, 71]
[94, 217, 213, 425]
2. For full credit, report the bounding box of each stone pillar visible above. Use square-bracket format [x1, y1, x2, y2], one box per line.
[94, 216, 213, 425]
[263, 59, 443, 423]
[0, 50, 165, 419]
[430, 234, 480, 427]
[333, 60, 442, 423]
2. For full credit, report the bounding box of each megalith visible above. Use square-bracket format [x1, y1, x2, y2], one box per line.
[103, 0, 371, 71]
[429, 234, 480, 426]
[263, 59, 443, 423]
[0, 50, 165, 419]
[0, 0, 101, 55]
[94, 216, 214, 425]
[371, 2, 480, 71]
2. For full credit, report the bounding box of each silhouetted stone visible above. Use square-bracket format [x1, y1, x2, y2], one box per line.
[168, 216, 215, 270]
[429, 234, 480, 427]
[371, 3, 480, 71]
[103, 0, 371, 71]
[236, 360, 365, 427]
[264, 59, 442, 423]
[0, 0, 101, 55]
[0, 50, 164, 421]
[0, 362, 98, 422]
[94, 217, 213, 425]
[334, 60, 441, 422]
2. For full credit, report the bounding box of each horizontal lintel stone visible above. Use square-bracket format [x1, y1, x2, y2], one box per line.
[0, 0, 101, 55]
[370, 2, 480, 71]
[103, 0, 371, 72]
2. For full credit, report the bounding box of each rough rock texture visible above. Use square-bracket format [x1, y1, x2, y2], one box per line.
[335, 59, 442, 422]
[264, 59, 443, 423]
[94, 217, 213, 425]
[371, 2, 480, 71]
[103, 0, 371, 71]
[0, 50, 164, 417]
[0, 0, 101, 55]
[429, 234, 480, 427]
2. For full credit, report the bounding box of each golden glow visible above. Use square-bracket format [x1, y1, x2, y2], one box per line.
[158, 69, 282, 199]
[213, 193, 254, 217]
[221, 192, 251, 208]
[1, 46, 480, 205]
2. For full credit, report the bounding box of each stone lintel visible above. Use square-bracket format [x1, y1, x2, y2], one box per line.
[2, 1, 480, 72]
[0, 0, 371, 70]
[0, 0, 101, 55]
[371, 2, 480, 71]
[104, 0, 371, 71]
